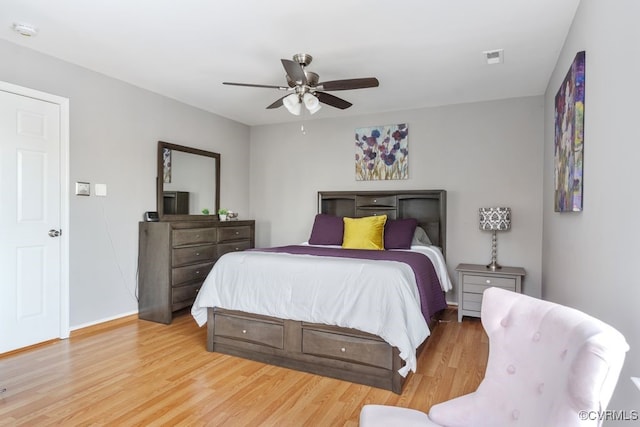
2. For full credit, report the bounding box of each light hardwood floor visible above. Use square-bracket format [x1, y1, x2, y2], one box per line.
[0, 309, 487, 426]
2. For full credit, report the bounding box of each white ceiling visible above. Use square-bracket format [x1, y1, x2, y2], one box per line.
[1, 0, 580, 126]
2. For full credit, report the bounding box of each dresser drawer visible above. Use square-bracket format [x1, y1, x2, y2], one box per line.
[172, 282, 201, 304]
[302, 329, 392, 369]
[218, 226, 252, 243]
[172, 228, 217, 246]
[172, 244, 216, 267]
[217, 240, 252, 257]
[172, 262, 214, 286]
[356, 195, 397, 208]
[463, 274, 516, 291]
[214, 313, 283, 349]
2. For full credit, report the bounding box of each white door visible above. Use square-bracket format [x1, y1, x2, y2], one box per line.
[0, 83, 69, 353]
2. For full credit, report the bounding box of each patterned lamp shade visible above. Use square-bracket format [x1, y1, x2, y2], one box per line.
[479, 207, 511, 231]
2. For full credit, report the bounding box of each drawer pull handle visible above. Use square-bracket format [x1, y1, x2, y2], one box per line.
[235, 247, 240, 251]
[195, 252, 200, 256]
[235, 231, 239, 235]
[196, 234, 200, 238]
[195, 270, 200, 275]
[242, 329, 247, 334]
[373, 199, 377, 203]
[340, 347, 346, 353]
[486, 279, 491, 284]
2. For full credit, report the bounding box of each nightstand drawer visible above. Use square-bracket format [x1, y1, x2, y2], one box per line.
[463, 275, 516, 290]
[456, 264, 526, 322]
[463, 292, 483, 312]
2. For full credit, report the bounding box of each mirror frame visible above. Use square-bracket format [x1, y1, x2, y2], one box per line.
[157, 141, 220, 221]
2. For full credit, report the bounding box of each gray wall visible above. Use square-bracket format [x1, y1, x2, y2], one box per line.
[0, 39, 251, 327]
[249, 96, 545, 304]
[542, 0, 640, 420]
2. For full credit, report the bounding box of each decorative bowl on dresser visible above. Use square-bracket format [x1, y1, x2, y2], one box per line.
[138, 219, 255, 324]
[455, 263, 525, 322]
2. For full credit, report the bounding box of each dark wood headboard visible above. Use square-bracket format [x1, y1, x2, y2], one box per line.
[318, 190, 447, 257]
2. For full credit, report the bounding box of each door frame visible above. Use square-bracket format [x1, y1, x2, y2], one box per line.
[0, 80, 70, 340]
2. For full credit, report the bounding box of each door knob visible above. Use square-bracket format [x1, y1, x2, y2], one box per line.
[48, 229, 61, 237]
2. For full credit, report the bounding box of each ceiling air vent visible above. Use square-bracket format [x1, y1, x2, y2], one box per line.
[483, 49, 504, 65]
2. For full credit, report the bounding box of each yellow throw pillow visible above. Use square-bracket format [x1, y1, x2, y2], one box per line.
[342, 215, 387, 250]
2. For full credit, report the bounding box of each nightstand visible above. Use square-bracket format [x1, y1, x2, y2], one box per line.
[456, 263, 526, 322]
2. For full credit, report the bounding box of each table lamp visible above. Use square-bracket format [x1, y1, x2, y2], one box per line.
[479, 207, 511, 271]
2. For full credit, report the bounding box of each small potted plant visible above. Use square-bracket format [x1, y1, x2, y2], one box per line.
[218, 208, 228, 221]
[201, 208, 210, 215]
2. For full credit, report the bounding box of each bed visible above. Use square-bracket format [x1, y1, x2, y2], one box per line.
[191, 190, 450, 393]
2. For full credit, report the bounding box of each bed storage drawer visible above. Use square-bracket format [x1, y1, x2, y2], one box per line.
[302, 329, 392, 369]
[214, 313, 284, 349]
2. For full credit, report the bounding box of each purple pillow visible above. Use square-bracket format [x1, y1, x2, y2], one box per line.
[308, 214, 344, 245]
[384, 218, 418, 249]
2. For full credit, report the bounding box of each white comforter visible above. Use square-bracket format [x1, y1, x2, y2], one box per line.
[191, 245, 451, 376]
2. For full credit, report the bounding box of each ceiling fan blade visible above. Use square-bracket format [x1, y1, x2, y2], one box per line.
[316, 92, 352, 110]
[318, 77, 379, 91]
[223, 82, 288, 90]
[281, 59, 307, 85]
[266, 96, 286, 109]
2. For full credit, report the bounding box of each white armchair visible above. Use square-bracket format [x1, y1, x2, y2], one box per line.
[360, 287, 629, 427]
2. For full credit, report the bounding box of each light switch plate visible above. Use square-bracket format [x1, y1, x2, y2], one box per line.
[75, 182, 90, 196]
[95, 183, 107, 197]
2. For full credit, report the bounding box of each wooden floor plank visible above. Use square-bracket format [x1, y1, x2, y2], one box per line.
[0, 309, 487, 426]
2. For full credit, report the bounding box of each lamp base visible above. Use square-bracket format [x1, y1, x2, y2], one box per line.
[486, 260, 502, 271]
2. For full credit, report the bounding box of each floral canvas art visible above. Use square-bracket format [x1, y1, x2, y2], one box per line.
[554, 51, 585, 212]
[355, 123, 408, 180]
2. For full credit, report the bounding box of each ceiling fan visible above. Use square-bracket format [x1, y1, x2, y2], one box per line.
[223, 53, 379, 116]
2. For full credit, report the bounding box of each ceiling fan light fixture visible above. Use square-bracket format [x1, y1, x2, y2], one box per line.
[303, 93, 321, 114]
[283, 93, 301, 115]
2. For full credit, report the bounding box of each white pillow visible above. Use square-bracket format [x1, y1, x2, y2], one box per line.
[411, 226, 432, 246]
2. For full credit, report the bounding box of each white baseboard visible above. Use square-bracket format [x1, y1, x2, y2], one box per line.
[70, 310, 138, 332]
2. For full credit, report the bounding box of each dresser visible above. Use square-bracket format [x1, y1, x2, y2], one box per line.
[138, 219, 255, 324]
[456, 263, 525, 322]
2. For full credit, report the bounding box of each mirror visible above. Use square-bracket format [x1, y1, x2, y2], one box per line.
[157, 141, 220, 220]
